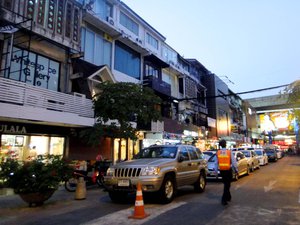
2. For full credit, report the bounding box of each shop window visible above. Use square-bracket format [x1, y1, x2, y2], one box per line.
[0, 135, 64, 161]
[8, 47, 60, 91]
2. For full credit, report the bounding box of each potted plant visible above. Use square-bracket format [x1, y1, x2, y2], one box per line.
[0, 154, 73, 206]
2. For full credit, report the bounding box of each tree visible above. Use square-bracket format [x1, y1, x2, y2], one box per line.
[284, 80, 300, 153]
[284, 80, 300, 120]
[80, 82, 162, 146]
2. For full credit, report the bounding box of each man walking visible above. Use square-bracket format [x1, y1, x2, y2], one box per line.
[215, 139, 238, 205]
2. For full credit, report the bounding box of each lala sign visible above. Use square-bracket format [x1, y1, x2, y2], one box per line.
[0, 125, 27, 134]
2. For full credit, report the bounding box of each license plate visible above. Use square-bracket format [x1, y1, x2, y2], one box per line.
[118, 179, 130, 187]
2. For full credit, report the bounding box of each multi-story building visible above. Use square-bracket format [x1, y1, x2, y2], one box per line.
[203, 73, 231, 148]
[228, 89, 246, 146]
[2, 0, 245, 163]
[0, 0, 98, 162]
[78, 0, 210, 159]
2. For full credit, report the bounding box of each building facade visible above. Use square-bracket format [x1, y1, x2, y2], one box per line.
[1, 0, 248, 163]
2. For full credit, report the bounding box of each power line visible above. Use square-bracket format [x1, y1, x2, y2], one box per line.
[232, 84, 289, 96]
[174, 84, 290, 101]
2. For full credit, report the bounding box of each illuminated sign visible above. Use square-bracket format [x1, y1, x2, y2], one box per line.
[259, 111, 294, 132]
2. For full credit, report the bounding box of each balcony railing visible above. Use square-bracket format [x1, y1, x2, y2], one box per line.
[143, 76, 171, 96]
[0, 77, 94, 118]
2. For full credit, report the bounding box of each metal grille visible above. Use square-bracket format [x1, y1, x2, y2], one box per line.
[114, 168, 141, 178]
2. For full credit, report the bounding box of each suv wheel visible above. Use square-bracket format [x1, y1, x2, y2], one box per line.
[159, 175, 176, 204]
[194, 172, 206, 193]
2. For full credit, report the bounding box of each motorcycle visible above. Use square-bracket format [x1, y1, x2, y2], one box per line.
[64, 161, 110, 192]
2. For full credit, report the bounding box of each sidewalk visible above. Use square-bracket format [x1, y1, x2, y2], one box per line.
[0, 185, 110, 225]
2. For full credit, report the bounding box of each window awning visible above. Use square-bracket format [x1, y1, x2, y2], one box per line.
[144, 54, 169, 68]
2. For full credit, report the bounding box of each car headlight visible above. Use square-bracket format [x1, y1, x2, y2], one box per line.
[140, 166, 160, 176]
[106, 167, 115, 176]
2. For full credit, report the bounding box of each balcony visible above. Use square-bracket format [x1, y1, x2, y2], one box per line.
[0, 77, 95, 127]
[143, 76, 171, 96]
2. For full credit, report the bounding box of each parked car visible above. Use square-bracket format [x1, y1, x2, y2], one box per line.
[254, 149, 268, 166]
[207, 151, 250, 180]
[104, 144, 207, 204]
[203, 151, 216, 161]
[264, 148, 278, 162]
[240, 149, 260, 172]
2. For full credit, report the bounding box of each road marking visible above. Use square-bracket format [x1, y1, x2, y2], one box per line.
[82, 201, 186, 225]
[264, 180, 277, 192]
[258, 208, 276, 216]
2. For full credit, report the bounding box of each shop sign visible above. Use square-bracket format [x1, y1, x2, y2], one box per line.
[207, 117, 216, 128]
[0, 125, 27, 134]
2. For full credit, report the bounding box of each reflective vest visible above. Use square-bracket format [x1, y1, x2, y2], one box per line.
[217, 149, 231, 171]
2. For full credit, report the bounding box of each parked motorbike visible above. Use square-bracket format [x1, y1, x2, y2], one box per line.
[64, 161, 111, 192]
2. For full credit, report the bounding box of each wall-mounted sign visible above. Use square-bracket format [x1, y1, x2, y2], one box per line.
[0, 125, 27, 134]
[207, 117, 216, 128]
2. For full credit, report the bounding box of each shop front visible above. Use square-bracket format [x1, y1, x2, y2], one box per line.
[0, 122, 69, 161]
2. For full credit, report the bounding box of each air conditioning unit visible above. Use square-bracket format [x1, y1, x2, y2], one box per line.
[107, 16, 114, 26]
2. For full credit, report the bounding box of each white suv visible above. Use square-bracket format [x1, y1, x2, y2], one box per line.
[104, 145, 207, 204]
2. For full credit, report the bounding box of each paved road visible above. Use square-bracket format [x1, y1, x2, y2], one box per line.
[1, 155, 300, 225]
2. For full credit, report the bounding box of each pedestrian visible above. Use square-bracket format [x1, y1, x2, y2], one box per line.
[215, 139, 238, 206]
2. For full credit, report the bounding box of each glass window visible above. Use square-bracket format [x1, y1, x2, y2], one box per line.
[94, 0, 113, 20]
[145, 64, 158, 78]
[179, 147, 189, 161]
[188, 147, 199, 160]
[81, 28, 112, 67]
[146, 33, 158, 49]
[179, 78, 184, 94]
[0, 135, 64, 161]
[114, 41, 140, 79]
[120, 12, 139, 35]
[162, 45, 177, 63]
[8, 47, 60, 91]
[36, 55, 49, 89]
[84, 29, 95, 63]
[48, 60, 59, 91]
[23, 51, 36, 84]
[9, 48, 23, 81]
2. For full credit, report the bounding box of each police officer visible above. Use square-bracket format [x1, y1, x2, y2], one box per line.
[215, 139, 238, 205]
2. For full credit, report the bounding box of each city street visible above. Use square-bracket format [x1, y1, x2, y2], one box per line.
[1, 155, 300, 225]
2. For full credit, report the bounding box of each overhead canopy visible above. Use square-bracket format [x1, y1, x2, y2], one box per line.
[71, 59, 116, 99]
[144, 54, 169, 68]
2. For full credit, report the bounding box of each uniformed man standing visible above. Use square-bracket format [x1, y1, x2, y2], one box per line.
[215, 139, 238, 205]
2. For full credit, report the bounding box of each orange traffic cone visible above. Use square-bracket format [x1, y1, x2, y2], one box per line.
[128, 182, 150, 219]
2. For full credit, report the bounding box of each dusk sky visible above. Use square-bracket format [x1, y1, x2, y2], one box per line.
[122, 0, 300, 99]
